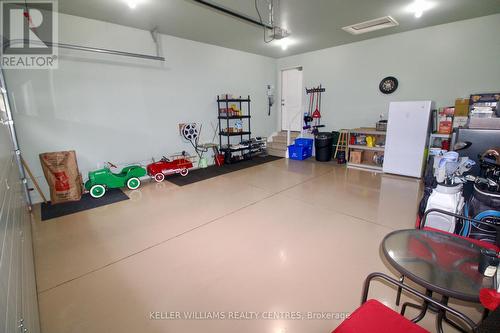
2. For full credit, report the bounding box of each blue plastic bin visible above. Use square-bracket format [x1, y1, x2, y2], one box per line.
[293, 138, 313, 157]
[288, 138, 313, 160]
[294, 138, 313, 147]
[288, 145, 309, 160]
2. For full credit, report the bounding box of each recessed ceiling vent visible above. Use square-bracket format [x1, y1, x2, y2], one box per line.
[342, 16, 399, 35]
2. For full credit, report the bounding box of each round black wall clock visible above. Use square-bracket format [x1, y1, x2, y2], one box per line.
[379, 76, 398, 94]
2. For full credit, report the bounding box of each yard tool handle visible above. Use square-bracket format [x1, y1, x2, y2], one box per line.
[21, 157, 47, 204]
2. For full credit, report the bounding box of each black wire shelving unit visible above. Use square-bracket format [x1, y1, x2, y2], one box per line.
[217, 95, 252, 164]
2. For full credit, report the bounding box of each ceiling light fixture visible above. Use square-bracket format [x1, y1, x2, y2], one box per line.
[407, 0, 435, 18]
[125, 0, 145, 10]
[269, 26, 290, 40]
[275, 37, 294, 51]
[268, 25, 290, 50]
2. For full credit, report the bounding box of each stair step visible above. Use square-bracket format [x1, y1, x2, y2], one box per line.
[267, 148, 287, 158]
[279, 131, 300, 136]
[276, 132, 300, 138]
[274, 131, 300, 141]
[273, 136, 292, 144]
[268, 142, 288, 151]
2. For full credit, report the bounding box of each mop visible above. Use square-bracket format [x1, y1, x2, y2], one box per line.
[312, 89, 321, 134]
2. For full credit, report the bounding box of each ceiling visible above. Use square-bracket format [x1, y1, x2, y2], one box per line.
[57, 0, 500, 58]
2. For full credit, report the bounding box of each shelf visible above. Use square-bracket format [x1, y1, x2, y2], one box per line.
[350, 128, 386, 135]
[218, 95, 252, 161]
[430, 133, 452, 138]
[218, 115, 251, 119]
[223, 144, 265, 152]
[219, 131, 251, 136]
[347, 162, 383, 172]
[217, 98, 251, 102]
[349, 145, 385, 152]
[222, 146, 250, 152]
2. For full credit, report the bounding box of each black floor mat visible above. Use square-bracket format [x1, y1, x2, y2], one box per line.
[166, 155, 283, 186]
[41, 188, 129, 221]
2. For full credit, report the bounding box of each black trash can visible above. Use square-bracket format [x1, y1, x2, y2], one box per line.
[315, 132, 333, 162]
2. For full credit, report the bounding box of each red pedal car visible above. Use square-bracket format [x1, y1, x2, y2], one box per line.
[147, 155, 194, 182]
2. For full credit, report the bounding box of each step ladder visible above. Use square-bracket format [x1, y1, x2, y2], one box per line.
[334, 129, 349, 160]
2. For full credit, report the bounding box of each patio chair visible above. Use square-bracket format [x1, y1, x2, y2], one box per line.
[332, 272, 499, 333]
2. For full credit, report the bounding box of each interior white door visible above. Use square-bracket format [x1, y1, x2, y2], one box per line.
[383, 101, 433, 178]
[281, 68, 303, 131]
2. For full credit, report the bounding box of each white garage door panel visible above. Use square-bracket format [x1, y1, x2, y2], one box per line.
[0, 96, 40, 333]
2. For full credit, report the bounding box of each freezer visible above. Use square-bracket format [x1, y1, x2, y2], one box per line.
[383, 101, 434, 178]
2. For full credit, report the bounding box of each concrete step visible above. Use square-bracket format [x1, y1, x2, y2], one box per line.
[279, 130, 300, 136]
[267, 148, 287, 158]
[273, 132, 300, 143]
[272, 136, 290, 144]
[276, 132, 300, 139]
[267, 142, 288, 151]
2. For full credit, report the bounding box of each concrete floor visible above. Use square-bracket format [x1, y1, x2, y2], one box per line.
[31, 159, 482, 333]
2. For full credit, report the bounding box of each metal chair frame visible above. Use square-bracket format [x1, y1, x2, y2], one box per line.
[389, 209, 500, 331]
[363, 272, 477, 332]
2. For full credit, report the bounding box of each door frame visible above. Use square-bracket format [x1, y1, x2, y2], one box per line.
[280, 66, 303, 131]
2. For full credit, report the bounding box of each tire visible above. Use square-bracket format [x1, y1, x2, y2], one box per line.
[180, 169, 189, 177]
[127, 177, 141, 190]
[154, 173, 165, 183]
[90, 184, 106, 198]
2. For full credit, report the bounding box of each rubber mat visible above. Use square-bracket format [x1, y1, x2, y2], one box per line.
[166, 155, 283, 186]
[40, 188, 129, 221]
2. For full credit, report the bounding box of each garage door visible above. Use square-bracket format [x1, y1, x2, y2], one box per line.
[0, 74, 40, 333]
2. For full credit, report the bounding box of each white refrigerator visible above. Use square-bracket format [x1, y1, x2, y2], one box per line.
[383, 101, 434, 178]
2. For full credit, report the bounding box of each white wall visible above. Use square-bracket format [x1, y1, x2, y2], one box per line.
[6, 13, 500, 203]
[5, 14, 277, 203]
[277, 14, 500, 131]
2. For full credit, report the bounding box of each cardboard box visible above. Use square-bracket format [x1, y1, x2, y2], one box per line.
[453, 116, 468, 128]
[438, 107, 455, 134]
[438, 121, 452, 134]
[454, 98, 470, 117]
[350, 150, 363, 164]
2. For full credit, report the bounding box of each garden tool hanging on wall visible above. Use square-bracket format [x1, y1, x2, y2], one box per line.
[303, 91, 314, 130]
[312, 88, 322, 134]
[304, 85, 326, 134]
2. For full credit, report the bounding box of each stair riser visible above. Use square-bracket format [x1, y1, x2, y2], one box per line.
[273, 136, 294, 144]
[274, 133, 299, 140]
[279, 131, 300, 135]
[267, 148, 287, 158]
[268, 142, 287, 151]
[269, 131, 299, 150]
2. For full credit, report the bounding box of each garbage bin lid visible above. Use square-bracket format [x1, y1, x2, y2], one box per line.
[316, 132, 332, 139]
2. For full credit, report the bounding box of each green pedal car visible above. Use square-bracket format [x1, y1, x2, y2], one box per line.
[84, 162, 147, 198]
